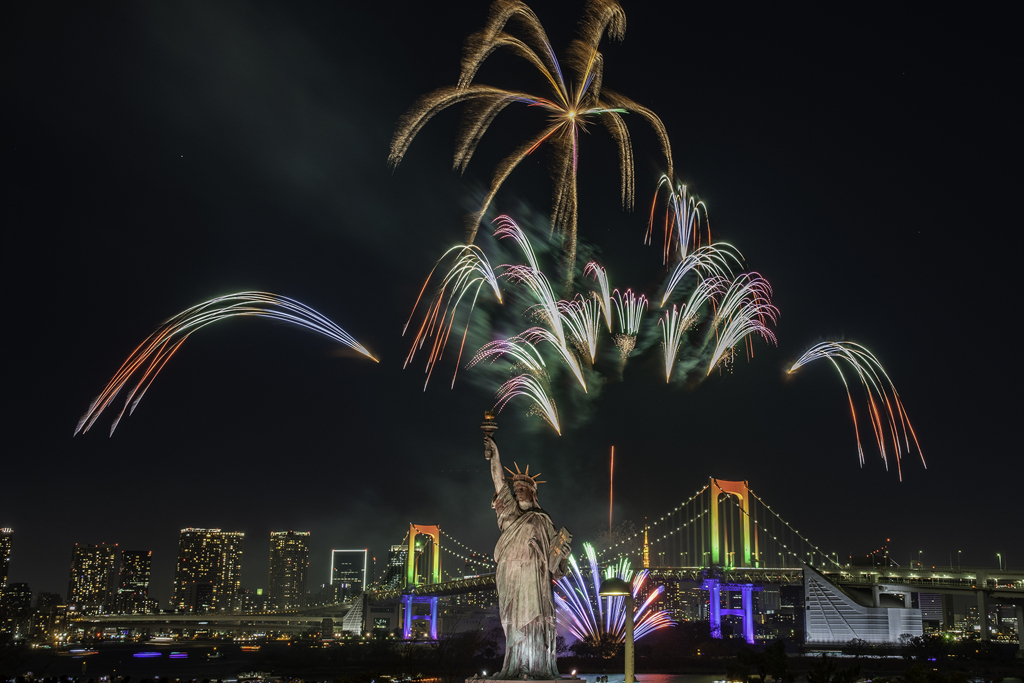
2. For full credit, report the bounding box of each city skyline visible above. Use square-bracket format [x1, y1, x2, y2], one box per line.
[5, 0, 1020, 610]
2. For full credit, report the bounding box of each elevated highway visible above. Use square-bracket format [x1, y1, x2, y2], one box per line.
[74, 605, 353, 635]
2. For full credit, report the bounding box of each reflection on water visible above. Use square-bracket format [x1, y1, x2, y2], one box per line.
[574, 674, 723, 683]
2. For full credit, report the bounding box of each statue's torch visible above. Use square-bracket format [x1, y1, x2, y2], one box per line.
[482, 410, 498, 459]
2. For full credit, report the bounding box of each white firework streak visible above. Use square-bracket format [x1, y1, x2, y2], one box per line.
[493, 215, 541, 272]
[612, 288, 649, 335]
[403, 243, 502, 389]
[76, 292, 376, 436]
[494, 373, 560, 435]
[500, 264, 566, 348]
[789, 341, 925, 480]
[468, 334, 547, 375]
[558, 294, 602, 364]
[659, 277, 726, 382]
[707, 273, 778, 376]
[584, 261, 613, 332]
[660, 243, 743, 306]
[520, 327, 587, 392]
[554, 542, 674, 644]
[648, 176, 710, 264]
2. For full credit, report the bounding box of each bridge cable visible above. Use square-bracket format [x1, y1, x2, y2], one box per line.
[439, 530, 495, 566]
[727, 493, 840, 569]
[597, 484, 709, 557]
[607, 505, 711, 563]
[746, 490, 841, 568]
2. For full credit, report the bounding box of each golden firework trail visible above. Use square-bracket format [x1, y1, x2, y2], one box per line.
[789, 341, 925, 480]
[389, 0, 673, 286]
[75, 292, 376, 436]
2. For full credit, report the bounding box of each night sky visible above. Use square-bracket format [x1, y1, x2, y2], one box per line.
[5, 2, 1020, 606]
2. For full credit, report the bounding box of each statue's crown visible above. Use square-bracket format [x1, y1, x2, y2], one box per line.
[505, 462, 546, 490]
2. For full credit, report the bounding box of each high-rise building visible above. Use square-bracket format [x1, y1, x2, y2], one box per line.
[1, 582, 32, 634]
[383, 544, 408, 590]
[0, 528, 12, 587]
[67, 543, 118, 613]
[267, 531, 310, 610]
[172, 528, 244, 613]
[330, 549, 367, 601]
[117, 550, 152, 613]
[36, 592, 63, 612]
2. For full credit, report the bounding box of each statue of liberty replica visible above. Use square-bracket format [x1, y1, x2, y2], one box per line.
[482, 413, 572, 680]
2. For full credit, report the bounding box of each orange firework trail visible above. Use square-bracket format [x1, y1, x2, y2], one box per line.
[403, 244, 502, 389]
[789, 341, 925, 480]
[75, 292, 376, 436]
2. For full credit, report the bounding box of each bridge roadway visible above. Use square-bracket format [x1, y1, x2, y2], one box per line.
[370, 565, 1024, 600]
[829, 566, 1024, 603]
[372, 565, 1024, 595]
[74, 605, 353, 635]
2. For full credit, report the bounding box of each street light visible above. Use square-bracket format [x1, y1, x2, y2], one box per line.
[599, 577, 633, 683]
[997, 553, 1002, 571]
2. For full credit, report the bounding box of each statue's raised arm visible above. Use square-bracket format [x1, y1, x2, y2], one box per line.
[484, 433, 505, 494]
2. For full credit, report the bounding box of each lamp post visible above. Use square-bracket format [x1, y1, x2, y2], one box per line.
[599, 577, 633, 683]
[997, 553, 1002, 571]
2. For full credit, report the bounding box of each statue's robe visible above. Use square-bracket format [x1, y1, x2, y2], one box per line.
[492, 483, 566, 679]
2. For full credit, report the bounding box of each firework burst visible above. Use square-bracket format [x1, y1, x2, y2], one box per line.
[660, 244, 743, 307]
[554, 542, 674, 645]
[584, 261, 613, 332]
[707, 273, 778, 375]
[495, 373, 560, 434]
[75, 292, 376, 436]
[403, 244, 502, 389]
[389, 0, 672, 285]
[659, 277, 725, 382]
[611, 288, 648, 362]
[789, 341, 925, 480]
[469, 334, 547, 376]
[648, 177, 709, 264]
[559, 294, 603, 364]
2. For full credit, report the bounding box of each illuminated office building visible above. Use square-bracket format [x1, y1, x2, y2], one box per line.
[67, 543, 118, 613]
[268, 531, 310, 609]
[383, 544, 408, 590]
[0, 528, 11, 587]
[330, 549, 367, 601]
[172, 528, 244, 613]
[117, 550, 152, 613]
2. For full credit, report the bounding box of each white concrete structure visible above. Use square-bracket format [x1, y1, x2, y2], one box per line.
[804, 565, 922, 644]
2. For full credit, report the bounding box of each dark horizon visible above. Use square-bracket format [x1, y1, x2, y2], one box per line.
[4, 1, 1020, 606]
